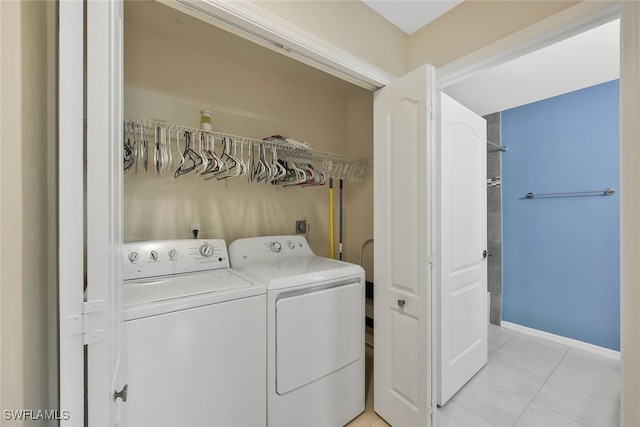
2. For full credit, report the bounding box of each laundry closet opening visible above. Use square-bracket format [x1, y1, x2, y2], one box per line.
[123, 0, 374, 271]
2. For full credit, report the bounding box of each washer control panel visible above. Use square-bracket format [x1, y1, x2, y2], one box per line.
[123, 239, 229, 280]
[229, 235, 315, 269]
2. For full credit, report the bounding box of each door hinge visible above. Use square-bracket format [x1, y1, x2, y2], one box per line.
[65, 300, 105, 344]
[428, 105, 436, 121]
[428, 252, 436, 269]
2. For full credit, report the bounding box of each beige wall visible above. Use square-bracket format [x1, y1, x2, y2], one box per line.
[252, 0, 409, 78]
[124, 1, 374, 277]
[620, 3, 640, 425]
[250, 1, 579, 75]
[1, 0, 56, 422]
[410, 0, 580, 69]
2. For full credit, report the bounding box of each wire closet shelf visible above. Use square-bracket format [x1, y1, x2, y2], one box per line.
[123, 117, 368, 185]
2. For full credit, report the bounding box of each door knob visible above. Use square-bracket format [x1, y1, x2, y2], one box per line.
[397, 299, 405, 307]
[483, 250, 491, 259]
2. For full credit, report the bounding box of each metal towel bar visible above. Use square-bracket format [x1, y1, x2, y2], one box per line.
[525, 188, 616, 199]
[487, 140, 507, 152]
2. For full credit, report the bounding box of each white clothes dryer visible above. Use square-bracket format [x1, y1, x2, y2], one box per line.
[120, 239, 265, 427]
[229, 235, 365, 427]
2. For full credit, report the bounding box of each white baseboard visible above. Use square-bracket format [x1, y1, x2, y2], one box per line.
[500, 321, 620, 361]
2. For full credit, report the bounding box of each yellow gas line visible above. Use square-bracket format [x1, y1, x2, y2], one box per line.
[329, 178, 335, 259]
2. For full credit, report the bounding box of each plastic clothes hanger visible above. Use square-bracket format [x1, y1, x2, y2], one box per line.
[123, 137, 134, 171]
[174, 131, 203, 178]
[154, 126, 162, 176]
[214, 137, 236, 180]
[141, 122, 148, 173]
[202, 134, 222, 178]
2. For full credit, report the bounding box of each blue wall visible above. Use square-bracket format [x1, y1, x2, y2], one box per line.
[501, 80, 620, 351]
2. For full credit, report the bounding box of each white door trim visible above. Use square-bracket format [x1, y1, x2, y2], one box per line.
[58, 1, 85, 425]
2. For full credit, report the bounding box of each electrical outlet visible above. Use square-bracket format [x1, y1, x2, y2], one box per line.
[295, 220, 307, 234]
[189, 223, 200, 239]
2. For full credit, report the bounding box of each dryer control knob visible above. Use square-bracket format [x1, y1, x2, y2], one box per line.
[270, 242, 282, 253]
[149, 250, 159, 261]
[287, 241, 295, 250]
[128, 251, 139, 263]
[168, 248, 177, 259]
[199, 243, 214, 258]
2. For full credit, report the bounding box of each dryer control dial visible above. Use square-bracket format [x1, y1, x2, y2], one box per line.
[168, 248, 177, 259]
[128, 251, 139, 263]
[199, 243, 214, 258]
[149, 250, 159, 261]
[287, 241, 295, 250]
[270, 242, 282, 253]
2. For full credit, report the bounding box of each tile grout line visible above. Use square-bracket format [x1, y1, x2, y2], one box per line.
[510, 346, 594, 427]
[442, 390, 501, 427]
[488, 330, 570, 426]
[488, 326, 518, 357]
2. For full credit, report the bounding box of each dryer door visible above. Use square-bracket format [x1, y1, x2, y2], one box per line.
[275, 281, 363, 395]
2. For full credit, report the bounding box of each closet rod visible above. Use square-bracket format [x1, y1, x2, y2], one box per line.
[487, 140, 507, 152]
[525, 188, 616, 199]
[123, 117, 368, 165]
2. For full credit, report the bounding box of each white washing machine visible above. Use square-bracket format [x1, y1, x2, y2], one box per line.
[120, 239, 266, 427]
[229, 235, 365, 427]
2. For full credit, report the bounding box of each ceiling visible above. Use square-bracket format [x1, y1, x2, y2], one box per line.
[361, 0, 463, 35]
[361, 1, 619, 116]
[444, 18, 620, 116]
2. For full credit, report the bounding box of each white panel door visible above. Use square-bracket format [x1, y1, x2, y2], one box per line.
[373, 64, 436, 427]
[437, 93, 488, 406]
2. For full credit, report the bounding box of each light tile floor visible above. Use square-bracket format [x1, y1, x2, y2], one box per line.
[348, 324, 620, 427]
[346, 345, 390, 427]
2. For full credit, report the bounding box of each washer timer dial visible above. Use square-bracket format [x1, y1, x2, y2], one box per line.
[270, 242, 282, 253]
[199, 243, 214, 258]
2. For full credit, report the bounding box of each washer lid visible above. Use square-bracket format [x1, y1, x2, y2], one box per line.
[122, 269, 264, 320]
[232, 256, 364, 290]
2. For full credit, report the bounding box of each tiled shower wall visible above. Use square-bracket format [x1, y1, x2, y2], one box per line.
[485, 112, 502, 325]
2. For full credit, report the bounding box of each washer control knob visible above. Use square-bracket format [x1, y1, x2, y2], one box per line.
[149, 250, 159, 261]
[270, 242, 282, 253]
[128, 251, 139, 263]
[287, 241, 295, 250]
[168, 248, 177, 259]
[199, 243, 214, 258]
